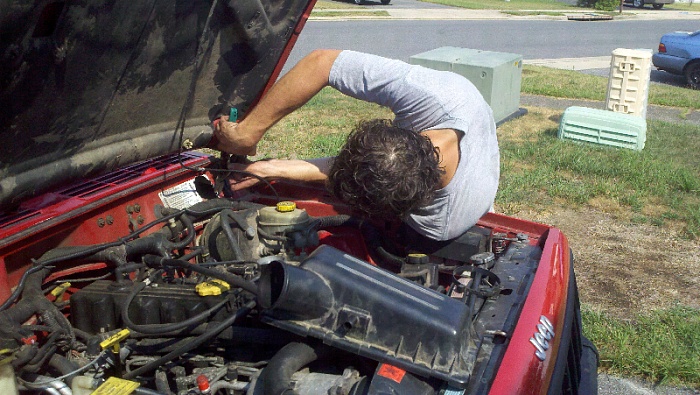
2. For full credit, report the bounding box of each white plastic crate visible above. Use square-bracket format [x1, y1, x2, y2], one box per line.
[605, 48, 652, 119]
[559, 106, 647, 151]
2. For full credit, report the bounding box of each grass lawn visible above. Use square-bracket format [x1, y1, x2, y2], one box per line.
[584, 306, 700, 387]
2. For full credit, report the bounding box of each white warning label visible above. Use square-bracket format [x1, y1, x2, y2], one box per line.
[158, 179, 203, 210]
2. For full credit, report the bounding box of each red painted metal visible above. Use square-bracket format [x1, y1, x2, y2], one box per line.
[0, 153, 211, 302]
[488, 228, 570, 395]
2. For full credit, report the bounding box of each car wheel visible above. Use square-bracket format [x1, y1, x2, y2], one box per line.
[354, 0, 364, 4]
[381, 0, 391, 3]
[633, 0, 644, 7]
[685, 62, 700, 90]
[652, 3, 663, 9]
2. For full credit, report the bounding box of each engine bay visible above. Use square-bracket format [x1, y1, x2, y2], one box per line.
[0, 157, 543, 395]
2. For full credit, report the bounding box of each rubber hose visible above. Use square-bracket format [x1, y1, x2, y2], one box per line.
[219, 209, 245, 261]
[121, 282, 233, 334]
[316, 214, 358, 228]
[48, 354, 80, 386]
[261, 342, 321, 395]
[143, 255, 258, 295]
[184, 199, 265, 218]
[155, 371, 176, 395]
[316, 215, 405, 266]
[134, 387, 168, 395]
[10, 345, 38, 369]
[122, 300, 255, 379]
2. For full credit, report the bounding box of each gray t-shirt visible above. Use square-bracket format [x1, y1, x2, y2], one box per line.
[328, 50, 499, 240]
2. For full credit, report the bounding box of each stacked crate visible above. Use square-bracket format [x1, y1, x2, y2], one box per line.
[558, 49, 651, 151]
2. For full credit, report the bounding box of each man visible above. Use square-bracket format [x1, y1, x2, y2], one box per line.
[214, 49, 499, 241]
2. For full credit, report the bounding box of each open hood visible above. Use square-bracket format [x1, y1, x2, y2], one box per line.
[0, 0, 316, 209]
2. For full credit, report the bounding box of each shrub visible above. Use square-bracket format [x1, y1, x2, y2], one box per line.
[577, 0, 620, 10]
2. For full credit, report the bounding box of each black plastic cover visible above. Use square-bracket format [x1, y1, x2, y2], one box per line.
[259, 245, 478, 388]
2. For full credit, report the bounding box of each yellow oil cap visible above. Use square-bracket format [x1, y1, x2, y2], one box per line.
[276, 201, 296, 212]
[196, 279, 230, 296]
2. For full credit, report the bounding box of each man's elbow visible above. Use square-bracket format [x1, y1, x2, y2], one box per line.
[304, 49, 342, 72]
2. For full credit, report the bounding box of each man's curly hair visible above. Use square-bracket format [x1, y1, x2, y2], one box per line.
[328, 119, 444, 219]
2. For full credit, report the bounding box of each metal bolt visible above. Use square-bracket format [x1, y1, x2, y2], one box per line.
[97, 218, 105, 228]
[133, 204, 141, 213]
[106, 215, 114, 225]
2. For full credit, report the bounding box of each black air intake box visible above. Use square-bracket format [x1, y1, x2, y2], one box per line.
[258, 245, 476, 388]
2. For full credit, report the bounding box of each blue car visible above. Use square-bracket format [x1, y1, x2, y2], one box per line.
[652, 30, 700, 89]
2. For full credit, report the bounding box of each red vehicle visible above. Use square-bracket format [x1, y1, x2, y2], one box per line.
[0, 1, 597, 394]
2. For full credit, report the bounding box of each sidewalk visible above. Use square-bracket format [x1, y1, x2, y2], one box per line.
[311, 7, 700, 21]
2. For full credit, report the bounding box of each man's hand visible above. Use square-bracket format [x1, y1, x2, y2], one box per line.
[212, 50, 341, 156]
[213, 115, 258, 156]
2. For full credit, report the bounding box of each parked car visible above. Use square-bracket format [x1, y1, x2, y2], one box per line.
[0, 1, 598, 394]
[355, 0, 392, 4]
[652, 30, 700, 89]
[624, 0, 674, 9]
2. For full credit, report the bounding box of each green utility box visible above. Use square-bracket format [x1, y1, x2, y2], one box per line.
[558, 106, 647, 151]
[409, 47, 523, 124]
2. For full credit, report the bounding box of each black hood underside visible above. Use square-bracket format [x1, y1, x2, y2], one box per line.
[0, 0, 315, 209]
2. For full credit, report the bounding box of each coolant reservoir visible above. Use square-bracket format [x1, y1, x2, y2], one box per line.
[257, 201, 311, 235]
[0, 364, 19, 395]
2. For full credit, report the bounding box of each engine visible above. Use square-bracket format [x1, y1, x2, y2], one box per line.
[0, 197, 540, 395]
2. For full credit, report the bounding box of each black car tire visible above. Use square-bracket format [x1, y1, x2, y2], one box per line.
[381, 0, 391, 3]
[652, 3, 663, 9]
[354, 0, 364, 4]
[633, 0, 644, 7]
[685, 61, 700, 90]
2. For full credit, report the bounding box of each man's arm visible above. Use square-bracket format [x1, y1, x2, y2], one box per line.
[227, 157, 334, 191]
[214, 49, 342, 155]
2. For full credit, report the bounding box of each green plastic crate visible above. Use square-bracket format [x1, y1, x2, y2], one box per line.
[558, 106, 647, 151]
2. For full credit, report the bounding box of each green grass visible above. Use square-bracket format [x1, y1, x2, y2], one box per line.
[502, 10, 567, 16]
[497, 117, 700, 238]
[313, 0, 358, 9]
[312, 10, 390, 17]
[522, 65, 700, 109]
[418, 0, 579, 10]
[667, 2, 700, 11]
[583, 306, 700, 388]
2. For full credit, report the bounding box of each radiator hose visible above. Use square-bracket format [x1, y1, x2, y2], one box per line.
[261, 342, 324, 395]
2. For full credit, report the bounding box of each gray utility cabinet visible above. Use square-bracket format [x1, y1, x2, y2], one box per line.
[409, 47, 523, 125]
